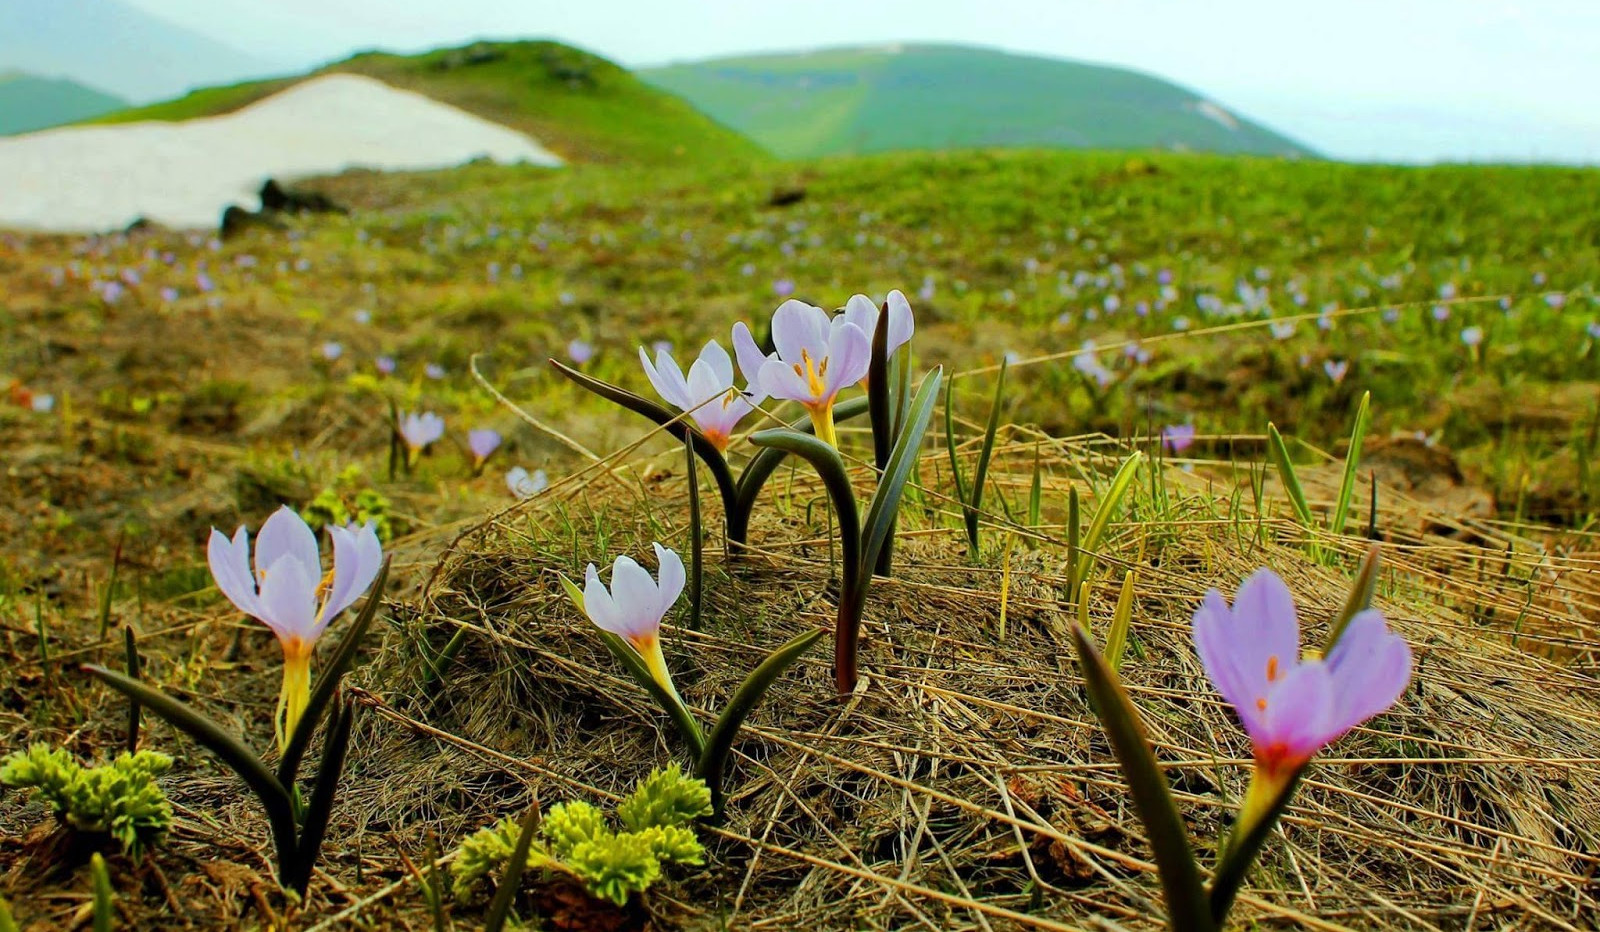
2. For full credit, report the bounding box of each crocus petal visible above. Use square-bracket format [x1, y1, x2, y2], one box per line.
[652, 543, 685, 620]
[207, 526, 261, 616]
[254, 506, 320, 580]
[684, 356, 726, 412]
[1258, 662, 1339, 762]
[757, 356, 815, 403]
[698, 339, 735, 386]
[1326, 609, 1412, 734]
[608, 556, 662, 638]
[731, 321, 772, 387]
[840, 294, 879, 339]
[1193, 589, 1268, 735]
[1192, 570, 1301, 736]
[256, 553, 321, 643]
[885, 289, 915, 353]
[583, 563, 625, 635]
[823, 321, 871, 394]
[639, 346, 691, 410]
[770, 300, 829, 363]
[320, 522, 383, 627]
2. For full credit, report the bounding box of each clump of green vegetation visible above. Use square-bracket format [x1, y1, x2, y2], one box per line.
[451, 765, 712, 907]
[301, 465, 399, 540]
[0, 745, 173, 857]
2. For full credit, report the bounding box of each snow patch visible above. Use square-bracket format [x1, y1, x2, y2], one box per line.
[1195, 100, 1241, 132]
[0, 74, 563, 232]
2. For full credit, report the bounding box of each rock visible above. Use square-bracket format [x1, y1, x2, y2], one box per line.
[258, 178, 344, 215]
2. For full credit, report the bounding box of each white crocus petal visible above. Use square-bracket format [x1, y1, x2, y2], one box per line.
[731, 321, 773, 387]
[684, 356, 726, 411]
[320, 522, 382, 626]
[840, 293, 879, 339]
[583, 563, 626, 634]
[607, 556, 661, 639]
[639, 346, 692, 410]
[254, 505, 320, 581]
[207, 526, 261, 616]
[257, 554, 321, 643]
[823, 321, 871, 394]
[885, 289, 915, 352]
[652, 543, 686, 619]
[756, 356, 816, 403]
[770, 299, 831, 364]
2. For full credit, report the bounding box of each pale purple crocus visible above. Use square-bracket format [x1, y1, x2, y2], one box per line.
[568, 339, 595, 365]
[838, 290, 916, 385]
[732, 300, 870, 447]
[468, 428, 502, 468]
[773, 278, 796, 298]
[320, 341, 343, 362]
[424, 363, 446, 380]
[398, 411, 446, 464]
[1162, 423, 1196, 454]
[506, 466, 548, 499]
[1192, 568, 1410, 787]
[1324, 359, 1349, 384]
[639, 340, 763, 451]
[582, 544, 686, 696]
[207, 506, 383, 751]
[1460, 326, 1484, 348]
[375, 355, 397, 376]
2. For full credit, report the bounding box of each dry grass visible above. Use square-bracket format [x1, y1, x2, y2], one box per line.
[283, 424, 1600, 931]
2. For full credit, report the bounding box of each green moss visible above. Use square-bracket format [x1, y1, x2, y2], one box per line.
[0, 746, 173, 857]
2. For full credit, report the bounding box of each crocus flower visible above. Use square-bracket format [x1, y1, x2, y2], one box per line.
[568, 339, 595, 365]
[1460, 326, 1484, 347]
[838, 290, 915, 383]
[1323, 359, 1349, 384]
[398, 411, 445, 464]
[320, 341, 343, 362]
[424, 363, 446, 380]
[31, 393, 55, 414]
[733, 300, 869, 447]
[639, 340, 762, 450]
[1192, 568, 1410, 788]
[207, 507, 383, 751]
[375, 355, 397, 375]
[1162, 423, 1195, 454]
[582, 544, 686, 698]
[506, 466, 548, 499]
[468, 428, 502, 468]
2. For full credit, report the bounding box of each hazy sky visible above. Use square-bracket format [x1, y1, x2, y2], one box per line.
[125, 0, 1600, 163]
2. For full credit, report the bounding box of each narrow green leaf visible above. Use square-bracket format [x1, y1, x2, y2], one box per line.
[1325, 544, 1381, 653]
[123, 626, 140, 755]
[1329, 392, 1371, 535]
[483, 802, 542, 932]
[559, 572, 586, 614]
[83, 664, 297, 880]
[1367, 471, 1379, 540]
[1067, 624, 1214, 932]
[287, 694, 358, 894]
[944, 376, 969, 514]
[551, 358, 739, 533]
[732, 396, 869, 544]
[421, 626, 469, 690]
[1028, 442, 1043, 531]
[684, 430, 704, 632]
[965, 359, 1008, 553]
[747, 429, 864, 695]
[1106, 570, 1135, 672]
[1066, 486, 1080, 608]
[1266, 423, 1315, 528]
[1077, 452, 1144, 585]
[698, 628, 824, 817]
[91, 853, 113, 932]
[279, 557, 390, 787]
[595, 631, 706, 761]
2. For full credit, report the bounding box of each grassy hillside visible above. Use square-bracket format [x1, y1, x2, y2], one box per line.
[642, 44, 1314, 159]
[0, 72, 126, 135]
[92, 40, 770, 168]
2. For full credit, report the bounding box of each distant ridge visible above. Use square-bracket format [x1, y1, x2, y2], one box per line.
[641, 43, 1315, 159]
[0, 0, 283, 102]
[0, 73, 128, 135]
[90, 40, 771, 168]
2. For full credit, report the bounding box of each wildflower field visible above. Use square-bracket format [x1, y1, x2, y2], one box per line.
[4, 148, 1600, 930]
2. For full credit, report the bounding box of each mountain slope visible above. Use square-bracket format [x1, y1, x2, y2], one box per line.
[92, 41, 770, 168]
[0, 73, 128, 135]
[641, 44, 1314, 159]
[0, 0, 283, 102]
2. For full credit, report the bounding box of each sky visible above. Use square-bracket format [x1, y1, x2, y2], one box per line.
[124, 0, 1600, 163]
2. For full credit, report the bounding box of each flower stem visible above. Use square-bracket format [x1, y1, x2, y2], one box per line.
[808, 404, 839, 448]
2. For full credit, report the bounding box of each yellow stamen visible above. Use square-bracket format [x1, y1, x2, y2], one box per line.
[1265, 655, 1280, 682]
[794, 348, 829, 399]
